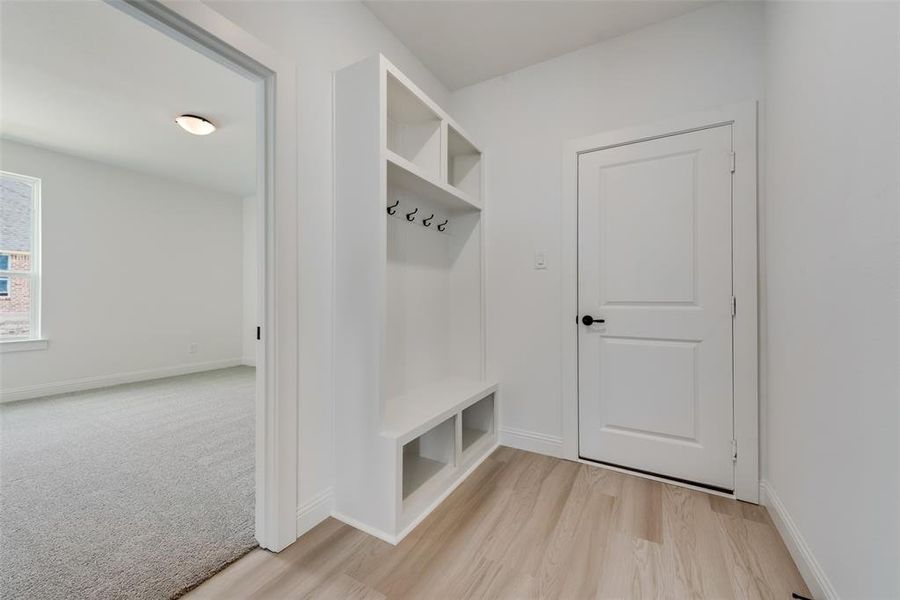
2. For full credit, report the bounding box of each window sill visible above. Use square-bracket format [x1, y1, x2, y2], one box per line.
[0, 338, 49, 353]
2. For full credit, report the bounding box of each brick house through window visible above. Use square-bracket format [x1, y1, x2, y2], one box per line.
[0, 252, 33, 336]
[0, 171, 40, 340]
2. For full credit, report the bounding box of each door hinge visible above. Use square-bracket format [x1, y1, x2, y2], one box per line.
[731, 439, 738, 462]
[730, 151, 736, 173]
[731, 296, 737, 317]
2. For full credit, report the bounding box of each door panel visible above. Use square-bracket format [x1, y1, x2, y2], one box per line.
[600, 152, 697, 304]
[601, 337, 698, 440]
[578, 125, 734, 490]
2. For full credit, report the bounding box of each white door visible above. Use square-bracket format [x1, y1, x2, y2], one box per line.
[577, 125, 734, 491]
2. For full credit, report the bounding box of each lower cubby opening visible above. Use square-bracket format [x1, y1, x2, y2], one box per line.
[461, 393, 494, 453]
[402, 415, 455, 500]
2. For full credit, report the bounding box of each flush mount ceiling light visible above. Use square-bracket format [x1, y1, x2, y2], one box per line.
[175, 114, 216, 136]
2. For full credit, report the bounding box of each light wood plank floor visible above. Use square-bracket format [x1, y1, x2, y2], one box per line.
[185, 448, 810, 599]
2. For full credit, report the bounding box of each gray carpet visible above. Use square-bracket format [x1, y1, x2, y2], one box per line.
[0, 366, 257, 599]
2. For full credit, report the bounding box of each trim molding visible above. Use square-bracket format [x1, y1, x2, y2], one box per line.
[241, 356, 257, 367]
[332, 511, 397, 545]
[0, 358, 242, 403]
[499, 427, 563, 457]
[760, 480, 838, 600]
[296, 488, 334, 537]
[0, 338, 49, 354]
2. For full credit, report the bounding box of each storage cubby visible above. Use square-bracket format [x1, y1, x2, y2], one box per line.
[335, 54, 497, 544]
[402, 416, 455, 500]
[387, 72, 442, 180]
[462, 394, 494, 453]
[447, 125, 482, 200]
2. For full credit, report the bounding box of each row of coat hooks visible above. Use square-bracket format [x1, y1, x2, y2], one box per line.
[387, 200, 449, 232]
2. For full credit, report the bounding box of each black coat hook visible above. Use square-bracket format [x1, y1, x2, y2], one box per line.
[423, 214, 434, 227]
[406, 207, 418, 222]
[437, 220, 448, 232]
[387, 200, 399, 215]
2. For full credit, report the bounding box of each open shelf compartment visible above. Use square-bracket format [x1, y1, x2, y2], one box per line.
[447, 125, 482, 200]
[386, 150, 481, 214]
[462, 393, 494, 453]
[387, 72, 442, 181]
[402, 415, 455, 500]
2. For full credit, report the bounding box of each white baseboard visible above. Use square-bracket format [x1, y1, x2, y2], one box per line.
[241, 356, 257, 367]
[296, 487, 334, 537]
[332, 510, 398, 545]
[499, 426, 563, 457]
[760, 480, 838, 600]
[0, 358, 244, 403]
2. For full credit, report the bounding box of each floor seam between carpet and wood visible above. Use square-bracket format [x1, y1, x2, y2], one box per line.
[171, 544, 259, 599]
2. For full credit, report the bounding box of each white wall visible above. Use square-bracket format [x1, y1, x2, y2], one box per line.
[449, 2, 764, 446]
[0, 139, 244, 397]
[763, 3, 900, 598]
[206, 0, 450, 511]
[241, 195, 256, 366]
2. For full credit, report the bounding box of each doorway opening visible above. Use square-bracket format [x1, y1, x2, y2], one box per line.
[0, 1, 288, 596]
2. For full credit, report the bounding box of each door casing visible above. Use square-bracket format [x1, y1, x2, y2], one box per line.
[561, 102, 759, 502]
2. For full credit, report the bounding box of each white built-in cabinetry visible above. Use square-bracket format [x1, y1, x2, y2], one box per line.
[334, 54, 497, 543]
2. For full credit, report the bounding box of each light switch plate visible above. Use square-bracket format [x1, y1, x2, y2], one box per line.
[534, 250, 547, 270]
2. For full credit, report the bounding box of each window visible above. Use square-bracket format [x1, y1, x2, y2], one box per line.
[0, 171, 41, 341]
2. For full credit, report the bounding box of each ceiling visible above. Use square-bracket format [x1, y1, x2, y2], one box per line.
[0, 1, 256, 197]
[365, 0, 713, 90]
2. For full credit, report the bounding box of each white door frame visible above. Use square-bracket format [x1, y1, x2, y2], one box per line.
[561, 102, 759, 502]
[111, 0, 300, 550]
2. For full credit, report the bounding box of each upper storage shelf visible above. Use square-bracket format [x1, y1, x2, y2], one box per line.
[447, 125, 482, 201]
[387, 72, 442, 181]
[384, 60, 483, 212]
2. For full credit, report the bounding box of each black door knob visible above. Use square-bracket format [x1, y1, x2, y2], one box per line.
[582, 315, 605, 326]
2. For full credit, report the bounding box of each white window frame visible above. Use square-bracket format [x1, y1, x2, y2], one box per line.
[0, 170, 44, 350]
